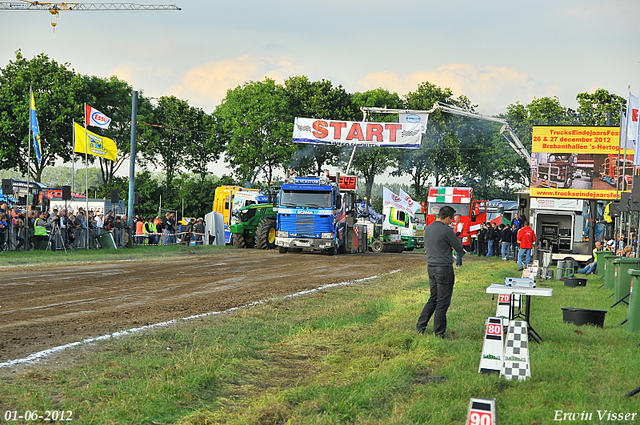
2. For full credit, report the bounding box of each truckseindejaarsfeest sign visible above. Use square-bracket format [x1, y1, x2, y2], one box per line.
[529, 125, 629, 200]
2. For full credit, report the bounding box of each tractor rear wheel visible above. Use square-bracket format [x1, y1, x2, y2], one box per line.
[255, 218, 277, 250]
[233, 232, 255, 249]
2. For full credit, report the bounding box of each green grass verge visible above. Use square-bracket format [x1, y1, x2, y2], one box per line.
[0, 244, 228, 268]
[1, 257, 639, 424]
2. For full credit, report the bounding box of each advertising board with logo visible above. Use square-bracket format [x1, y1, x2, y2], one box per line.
[529, 126, 634, 200]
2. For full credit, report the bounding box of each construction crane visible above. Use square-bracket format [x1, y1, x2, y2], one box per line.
[0, 1, 181, 32]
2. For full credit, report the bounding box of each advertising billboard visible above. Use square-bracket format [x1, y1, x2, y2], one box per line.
[529, 126, 634, 200]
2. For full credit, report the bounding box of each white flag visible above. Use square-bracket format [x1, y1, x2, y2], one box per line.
[627, 93, 639, 144]
[85, 104, 111, 129]
[399, 189, 420, 216]
[383, 187, 406, 212]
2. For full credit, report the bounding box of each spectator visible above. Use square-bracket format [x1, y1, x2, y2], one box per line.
[486, 222, 496, 257]
[145, 216, 158, 245]
[452, 214, 464, 267]
[578, 241, 602, 275]
[517, 220, 536, 271]
[194, 218, 205, 245]
[500, 223, 513, 260]
[510, 223, 519, 263]
[135, 216, 144, 245]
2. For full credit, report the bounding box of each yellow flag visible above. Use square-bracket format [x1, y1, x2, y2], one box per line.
[73, 121, 118, 162]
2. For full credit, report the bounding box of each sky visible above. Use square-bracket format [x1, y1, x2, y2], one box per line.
[2, 0, 640, 182]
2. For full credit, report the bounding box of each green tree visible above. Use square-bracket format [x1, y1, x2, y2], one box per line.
[215, 78, 295, 185]
[348, 88, 404, 201]
[576, 88, 626, 126]
[140, 95, 211, 189]
[0, 50, 85, 181]
[285, 76, 360, 175]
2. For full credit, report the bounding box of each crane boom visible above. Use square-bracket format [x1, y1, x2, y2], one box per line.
[0, 1, 180, 31]
[360, 103, 532, 165]
[0, 2, 181, 11]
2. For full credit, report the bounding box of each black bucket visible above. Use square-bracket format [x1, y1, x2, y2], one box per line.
[563, 277, 587, 287]
[561, 307, 607, 327]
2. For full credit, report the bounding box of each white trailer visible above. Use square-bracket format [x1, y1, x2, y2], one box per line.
[519, 192, 591, 263]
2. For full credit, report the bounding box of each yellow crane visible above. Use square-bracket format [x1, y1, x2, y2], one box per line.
[0, 1, 181, 31]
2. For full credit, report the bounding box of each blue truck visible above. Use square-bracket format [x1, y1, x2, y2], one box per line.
[275, 175, 357, 255]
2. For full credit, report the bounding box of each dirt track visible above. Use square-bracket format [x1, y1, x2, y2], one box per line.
[0, 249, 426, 365]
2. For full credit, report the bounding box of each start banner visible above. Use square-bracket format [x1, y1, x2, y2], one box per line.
[293, 117, 423, 149]
[529, 125, 632, 200]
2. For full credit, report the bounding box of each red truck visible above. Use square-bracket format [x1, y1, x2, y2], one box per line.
[600, 154, 635, 190]
[426, 187, 487, 247]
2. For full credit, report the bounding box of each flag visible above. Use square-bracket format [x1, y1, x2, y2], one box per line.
[626, 93, 640, 165]
[399, 189, 420, 217]
[30, 90, 42, 165]
[73, 121, 118, 161]
[85, 104, 111, 129]
[383, 187, 407, 212]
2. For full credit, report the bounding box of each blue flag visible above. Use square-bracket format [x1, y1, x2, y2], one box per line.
[30, 90, 42, 165]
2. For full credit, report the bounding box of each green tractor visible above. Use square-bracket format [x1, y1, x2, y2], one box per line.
[229, 191, 278, 249]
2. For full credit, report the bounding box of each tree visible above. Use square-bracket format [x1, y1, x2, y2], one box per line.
[576, 88, 625, 126]
[347, 88, 404, 201]
[0, 50, 85, 181]
[285, 76, 360, 175]
[140, 95, 211, 189]
[215, 78, 295, 185]
[184, 111, 222, 182]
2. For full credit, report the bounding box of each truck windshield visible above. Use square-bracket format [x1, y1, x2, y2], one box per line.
[280, 190, 332, 208]
[429, 203, 470, 216]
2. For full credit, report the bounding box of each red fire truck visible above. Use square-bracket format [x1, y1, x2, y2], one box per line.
[426, 187, 487, 248]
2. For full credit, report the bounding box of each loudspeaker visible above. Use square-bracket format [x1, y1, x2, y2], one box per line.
[61, 185, 72, 200]
[1, 179, 13, 194]
[110, 190, 119, 204]
[610, 200, 621, 218]
[519, 198, 528, 208]
[620, 192, 630, 212]
[632, 175, 640, 201]
[134, 192, 139, 206]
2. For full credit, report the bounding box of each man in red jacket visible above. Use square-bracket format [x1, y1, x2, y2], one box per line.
[517, 220, 536, 271]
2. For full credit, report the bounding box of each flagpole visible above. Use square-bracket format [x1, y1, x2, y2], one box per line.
[72, 121, 75, 195]
[27, 86, 32, 244]
[84, 103, 90, 249]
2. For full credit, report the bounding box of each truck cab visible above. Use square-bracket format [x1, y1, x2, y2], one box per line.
[276, 176, 356, 255]
[426, 187, 486, 247]
[213, 185, 260, 243]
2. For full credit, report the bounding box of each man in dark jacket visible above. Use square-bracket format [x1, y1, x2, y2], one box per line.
[500, 224, 513, 260]
[416, 206, 464, 339]
[486, 222, 496, 256]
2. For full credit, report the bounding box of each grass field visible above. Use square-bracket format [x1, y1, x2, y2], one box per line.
[1, 254, 639, 424]
[0, 244, 228, 268]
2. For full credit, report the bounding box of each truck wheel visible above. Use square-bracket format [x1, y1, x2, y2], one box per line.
[255, 218, 277, 250]
[233, 233, 255, 249]
[324, 246, 337, 256]
[278, 246, 288, 254]
[371, 240, 384, 253]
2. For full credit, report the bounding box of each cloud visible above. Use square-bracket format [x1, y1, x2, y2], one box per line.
[357, 63, 544, 114]
[168, 55, 309, 109]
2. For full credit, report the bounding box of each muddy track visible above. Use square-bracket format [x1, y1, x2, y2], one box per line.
[0, 249, 426, 364]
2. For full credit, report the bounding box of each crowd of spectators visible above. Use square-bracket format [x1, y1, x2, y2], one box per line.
[0, 201, 207, 252]
[471, 213, 537, 270]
